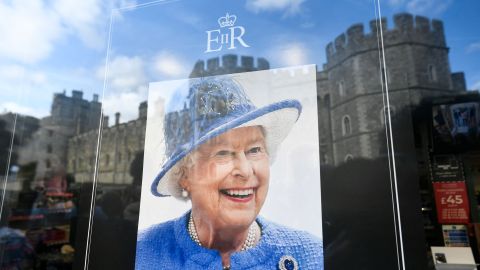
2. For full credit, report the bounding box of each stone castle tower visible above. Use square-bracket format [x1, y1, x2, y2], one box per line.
[19, 90, 101, 182]
[317, 13, 467, 165]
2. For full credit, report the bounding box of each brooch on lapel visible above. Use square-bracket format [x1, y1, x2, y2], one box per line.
[278, 255, 298, 270]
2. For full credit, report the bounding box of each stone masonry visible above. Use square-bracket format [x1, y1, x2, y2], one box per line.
[317, 13, 467, 165]
[18, 90, 101, 182]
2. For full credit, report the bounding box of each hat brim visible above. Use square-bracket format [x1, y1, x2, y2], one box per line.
[152, 99, 302, 197]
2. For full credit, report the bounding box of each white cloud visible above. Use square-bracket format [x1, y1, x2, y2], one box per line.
[153, 51, 188, 78]
[388, 0, 405, 6]
[52, 0, 136, 49]
[52, 0, 104, 49]
[387, 0, 453, 16]
[98, 50, 189, 123]
[96, 54, 148, 123]
[31, 72, 47, 84]
[98, 55, 147, 92]
[0, 0, 134, 64]
[0, 101, 48, 117]
[272, 42, 310, 67]
[246, 0, 306, 16]
[407, 0, 453, 15]
[300, 22, 315, 29]
[0, 65, 26, 80]
[0, 53, 134, 121]
[0, 64, 59, 118]
[102, 86, 147, 123]
[466, 42, 480, 54]
[0, 64, 48, 88]
[0, 1, 63, 64]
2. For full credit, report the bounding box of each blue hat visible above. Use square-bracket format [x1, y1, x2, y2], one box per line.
[152, 76, 302, 197]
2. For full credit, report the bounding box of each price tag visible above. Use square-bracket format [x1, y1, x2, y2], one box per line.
[433, 181, 470, 224]
[440, 195, 464, 205]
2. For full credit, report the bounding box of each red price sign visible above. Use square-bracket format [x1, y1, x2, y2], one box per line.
[433, 181, 470, 224]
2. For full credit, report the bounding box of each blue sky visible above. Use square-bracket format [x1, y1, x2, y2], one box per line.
[0, 0, 479, 122]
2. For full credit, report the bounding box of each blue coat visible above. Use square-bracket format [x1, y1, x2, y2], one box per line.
[135, 211, 323, 269]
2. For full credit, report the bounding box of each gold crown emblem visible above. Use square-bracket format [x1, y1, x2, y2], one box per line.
[218, 13, 237, 28]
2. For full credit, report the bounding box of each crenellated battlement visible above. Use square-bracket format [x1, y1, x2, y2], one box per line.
[190, 54, 270, 77]
[325, 13, 446, 68]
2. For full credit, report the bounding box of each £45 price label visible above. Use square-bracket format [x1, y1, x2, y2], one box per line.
[441, 195, 463, 205]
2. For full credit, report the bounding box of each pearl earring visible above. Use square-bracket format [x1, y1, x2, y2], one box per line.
[181, 189, 189, 198]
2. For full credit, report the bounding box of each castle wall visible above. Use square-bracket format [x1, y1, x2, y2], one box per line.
[403, 45, 452, 90]
[320, 13, 463, 165]
[67, 129, 99, 183]
[67, 117, 146, 185]
[325, 14, 446, 70]
[190, 54, 269, 77]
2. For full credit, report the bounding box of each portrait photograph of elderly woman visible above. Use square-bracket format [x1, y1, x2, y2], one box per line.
[135, 65, 323, 269]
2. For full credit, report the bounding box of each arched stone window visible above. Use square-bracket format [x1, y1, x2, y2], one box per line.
[344, 154, 354, 162]
[342, 115, 351, 136]
[338, 80, 345, 97]
[428, 65, 437, 82]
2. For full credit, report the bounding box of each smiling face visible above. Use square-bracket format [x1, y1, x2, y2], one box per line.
[181, 126, 270, 230]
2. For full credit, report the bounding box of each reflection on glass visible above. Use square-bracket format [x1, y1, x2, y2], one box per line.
[0, 0, 479, 269]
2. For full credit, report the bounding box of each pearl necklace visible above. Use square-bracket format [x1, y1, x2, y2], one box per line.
[187, 213, 258, 252]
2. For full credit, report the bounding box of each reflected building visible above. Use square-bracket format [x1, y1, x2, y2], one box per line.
[67, 103, 147, 184]
[18, 90, 101, 184]
[190, 54, 269, 77]
[17, 13, 470, 183]
[317, 13, 468, 165]
[0, 113, 40, 144]
[0, 113, 40, 176]
[3, 9, 477, 270]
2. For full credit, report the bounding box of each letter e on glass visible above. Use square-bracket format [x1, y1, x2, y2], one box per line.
[205, 30, 222, 53]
